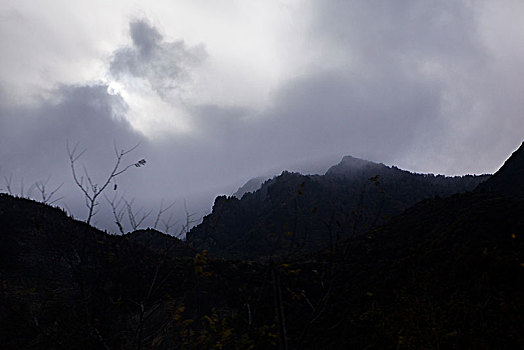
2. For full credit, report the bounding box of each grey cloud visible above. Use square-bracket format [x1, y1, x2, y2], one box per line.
[165, 1, 475, 170]
[260, 68, 443, 164]
[287, 0, 520, 174]
[0, 84, 150, 228]
[178, 0, 521, 177]
[109, 19, 207, 98]
[309, 0, 482, 63]
[0, 85, 141, 174]
[0, 83, 257, 232]
[129, 20, 162, 57]
[176, 65, 443, 183]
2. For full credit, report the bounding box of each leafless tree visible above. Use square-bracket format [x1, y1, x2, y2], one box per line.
[2, 174, 23, 196]
[105, 192, 126, 234]
[161, 212, 177, 235]
[34, 176, 64, 205]
[152, 199, 176, 230]
[2, 173, 38, 199]
[2, 174, 13, 195]
[124, 198, 152, 231]
[176, 201, 199, 239]
[67, 141, 146, 226]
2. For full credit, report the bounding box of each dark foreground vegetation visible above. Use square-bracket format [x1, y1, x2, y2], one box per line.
[1, 142, 523, 349]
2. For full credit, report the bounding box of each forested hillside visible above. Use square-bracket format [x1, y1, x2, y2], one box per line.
[187, 156, 489, 258]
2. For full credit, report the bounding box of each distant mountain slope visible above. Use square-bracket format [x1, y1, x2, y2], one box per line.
[478, 141, 524, 198]
[233, 176, 268, 198]
[187, 156, 489, 258]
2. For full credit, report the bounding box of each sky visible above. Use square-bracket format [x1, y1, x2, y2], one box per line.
[1, 0, 523, 233]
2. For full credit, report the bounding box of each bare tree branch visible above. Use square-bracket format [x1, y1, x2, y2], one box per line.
[34, 176, 64, 204]
[2, 174, 34, 198]
[67, 141, 145, 226]
[174, 200, 198, 239]
[3, 174, 13, 195]
[153, 199, 176, 230]
[105, 192, 126, 234]
[124, 198, 152, 231]
[161, 212, 177, 235]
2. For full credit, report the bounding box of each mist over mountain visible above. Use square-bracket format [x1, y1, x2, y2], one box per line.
[188, 155, 489, 258]
[233, 176, 268, 199]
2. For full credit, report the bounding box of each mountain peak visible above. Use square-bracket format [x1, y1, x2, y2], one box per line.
[325, 155, 383, 176]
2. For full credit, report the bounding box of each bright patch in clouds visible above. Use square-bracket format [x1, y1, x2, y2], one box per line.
[3, 0, 307, 138]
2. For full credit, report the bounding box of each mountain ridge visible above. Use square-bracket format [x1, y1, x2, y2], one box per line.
[478, 141, 524, 198]
[188, 155, 489, 258]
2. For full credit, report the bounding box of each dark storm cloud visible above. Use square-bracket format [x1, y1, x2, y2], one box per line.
[109, 19, 207, 98]
[0, 85, 142, 176]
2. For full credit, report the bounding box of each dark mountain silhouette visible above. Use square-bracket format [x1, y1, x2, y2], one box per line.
[478, 141, 524, 198]
[125, 228, 195, 258]
[293, 143, 524, 348]
[1, 142, 522, 349]
[291, 190, 523, 349]
[187, 156, 489, 258]
[0, 194, 198, 349]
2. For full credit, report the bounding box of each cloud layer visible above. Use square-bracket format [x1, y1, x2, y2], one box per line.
[110, 19, 207, 99]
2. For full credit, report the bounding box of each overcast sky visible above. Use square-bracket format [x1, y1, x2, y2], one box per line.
[1, 0, 523, 233]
